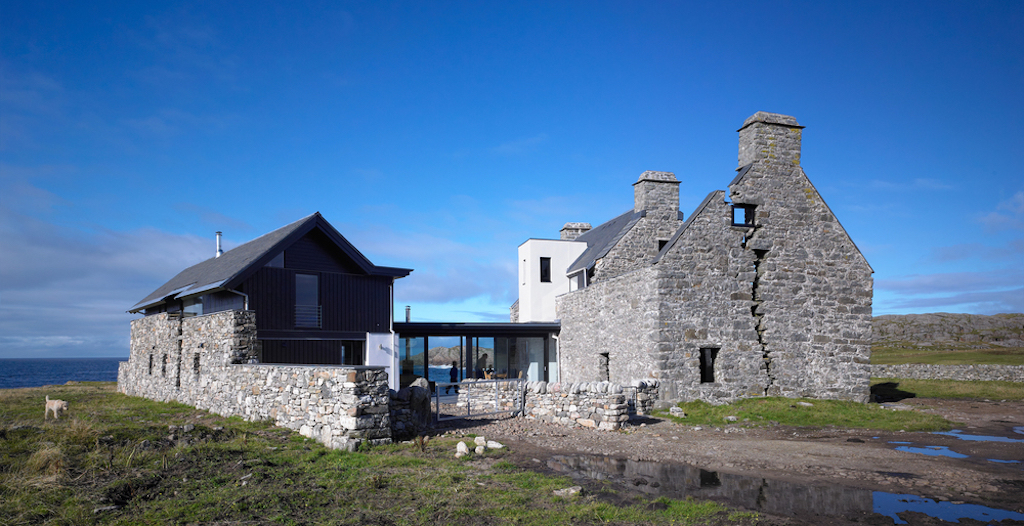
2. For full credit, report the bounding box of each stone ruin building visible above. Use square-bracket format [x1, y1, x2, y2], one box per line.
[516, 111, 874, 403]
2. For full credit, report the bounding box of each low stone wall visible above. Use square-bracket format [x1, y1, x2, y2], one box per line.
[872, 364, 1024, 383]
[455, 379, 660, 431]
[119, 311, 391, 450]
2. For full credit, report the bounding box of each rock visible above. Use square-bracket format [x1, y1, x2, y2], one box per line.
[475, 445, 486, 455]
[486, 440, 505, 449]
[553, 486, 583, 498]
[669, 406, 685, 417]
[456, 441, 469, 458]
[182, 424, 195, 433]
[474, 436, 487, 446]
[796, 402, 814, 407]
[724, 416, 738, 422]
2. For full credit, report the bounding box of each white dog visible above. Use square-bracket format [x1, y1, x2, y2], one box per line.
[45, 395, 68, 420]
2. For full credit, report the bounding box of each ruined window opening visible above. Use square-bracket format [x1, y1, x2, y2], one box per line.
[598, 352, 610, 382]
[539, 257, 551, 283]
[148, 354, 153, 375]
[699, 347, 718, 383]
[193, 353, 201, 374]
[162, 354, 167, 377]
[732, 205, 755, 227]
[658, 239, 669, 252]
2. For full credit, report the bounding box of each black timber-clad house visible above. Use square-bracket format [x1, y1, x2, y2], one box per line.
[129, 213, 412, 365]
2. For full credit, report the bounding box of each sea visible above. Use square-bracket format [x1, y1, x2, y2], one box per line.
[0, 358, 124, 389]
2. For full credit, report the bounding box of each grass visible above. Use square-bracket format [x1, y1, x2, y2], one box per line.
[660, 396, 956, 432]
[871, 341, 1024, 365]
[871, 378, 1024, 401]
[0, 383, 753, 526]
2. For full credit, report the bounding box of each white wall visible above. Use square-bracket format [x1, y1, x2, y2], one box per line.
[517, 239, 586, 322]
[366, 332, 399, 391]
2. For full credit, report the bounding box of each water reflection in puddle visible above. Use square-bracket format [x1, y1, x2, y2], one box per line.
[893, 445, 969, 459]
[874, 493, 1024, 524]
[1015, 426, 1024, 435]
[544, 454, 1024, 524]
[932, 429, 1024, 443]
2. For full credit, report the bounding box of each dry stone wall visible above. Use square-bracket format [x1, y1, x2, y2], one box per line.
[872, 364, 1024, 383]
[119, 311, 391, 451]
[454, 379, 659, 431]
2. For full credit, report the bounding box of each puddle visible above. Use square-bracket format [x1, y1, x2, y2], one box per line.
[988, 458, 1022, 464]
[888, 441, 912, 444]
[874, 492, 1024, 524]
[542, 454, 1024, 524]
[932, 429, 1024, 443]
[1015, 426, 1024, 435]
[894, 445, 968, 459]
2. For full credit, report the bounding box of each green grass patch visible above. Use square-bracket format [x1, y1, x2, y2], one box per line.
[871, 342, 1024, 365]
[1, 383, 754, 526]
[661, 396, 955, 432]
[871, 378, 1024, 401]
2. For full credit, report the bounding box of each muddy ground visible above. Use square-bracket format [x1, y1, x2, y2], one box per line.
[436, 399, 1024, 525]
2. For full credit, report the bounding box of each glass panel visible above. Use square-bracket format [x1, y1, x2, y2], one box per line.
[548, 337, 558, 383]
[523, 337, 544, 382]
[265, 252, 284, 268]
[295, 274, 318, 305]
[182, 296, 203, 317]
[427, 335, 461, 382]
[400, 336, 425, 388]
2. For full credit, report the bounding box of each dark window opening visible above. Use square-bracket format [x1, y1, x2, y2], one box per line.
[732, 205, 755, 227]
[161, 354, 167, 377]
[266, 251, 284, 268]
[699, 347, 718, 383]
[295, 273, 321, 328]
[341, 340, 365, 365]
[148, 354, 153, 375]
[598, 352, 610, 382]
[539, 257, 551, 283]
[193, 353, 201, 374]
[658, 239, 669, 252]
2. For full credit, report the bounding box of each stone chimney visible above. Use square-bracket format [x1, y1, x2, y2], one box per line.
[633, 171, 680, 213]
[737, 112, 804, 169]
[560, 222, 592, 241]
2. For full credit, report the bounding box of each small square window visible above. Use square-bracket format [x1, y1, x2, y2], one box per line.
[732, 205, 755, 227]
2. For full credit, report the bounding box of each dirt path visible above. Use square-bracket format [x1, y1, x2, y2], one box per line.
[436, 398, 1024, 524]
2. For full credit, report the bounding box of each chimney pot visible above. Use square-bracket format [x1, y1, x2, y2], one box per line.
[216, 231, 223, 258]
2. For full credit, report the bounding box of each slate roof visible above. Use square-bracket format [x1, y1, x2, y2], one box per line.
[129, 213, 411, 313]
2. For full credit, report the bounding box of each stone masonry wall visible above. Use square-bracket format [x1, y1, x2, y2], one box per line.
[653, 191, 770, 404]
[872, 364, 1024, 383]
[556, 267, 660, 385]
[728, 113, 873, 402]
[454, 379, 659, 431]
[592, 172, 683, 283]
[119, 311, 391, 451]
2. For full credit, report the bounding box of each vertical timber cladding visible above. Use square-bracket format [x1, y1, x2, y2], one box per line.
[729, 113, 873, 402]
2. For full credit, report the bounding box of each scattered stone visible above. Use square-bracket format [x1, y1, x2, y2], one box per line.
[456, 441, 469, 458]
[669, 406, 685, 417]
[475, 445, 486, 455]
[93, 505, 120, 514]
[183, 424, 195, 433]
[724, 416, 738, 422]
[796, 402, 814, 407]
[474, 436, 487, 446]
[486, 440, 505, 449]
[553, 486, 583, 498]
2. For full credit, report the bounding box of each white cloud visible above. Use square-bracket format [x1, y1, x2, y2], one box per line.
[491, 133, 548, 155]
[977, 191, 1024, 232]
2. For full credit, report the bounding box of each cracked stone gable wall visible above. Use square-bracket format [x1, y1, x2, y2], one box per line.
[119, 311, 391, 451]
[652, 191, 770, 402]
[725, 113, 873, 402]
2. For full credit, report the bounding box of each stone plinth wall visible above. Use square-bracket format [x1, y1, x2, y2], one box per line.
[872, 364, 1024, 383]
[455, 379, 659, 431]
[119, 311, 391, 451]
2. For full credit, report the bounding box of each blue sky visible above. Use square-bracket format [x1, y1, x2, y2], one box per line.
[1, 1, 1021, 358]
